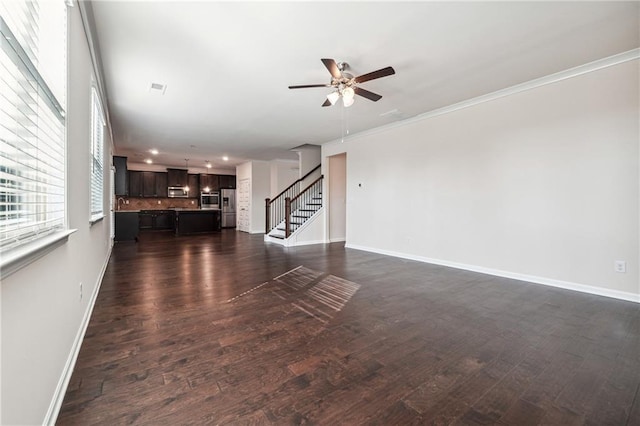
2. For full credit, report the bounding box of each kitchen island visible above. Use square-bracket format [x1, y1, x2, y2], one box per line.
[174, 209, 221, 235]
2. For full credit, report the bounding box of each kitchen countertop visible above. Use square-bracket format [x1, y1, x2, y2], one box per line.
[116, 208, 221, 213]
[173, 208, 220, 212]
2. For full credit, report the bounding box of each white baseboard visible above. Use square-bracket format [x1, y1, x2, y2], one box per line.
[345, 243, 640, 304]
[44, 244, 113, 425]
[288, 239, 326, 247]
[329, 237, 346, 243]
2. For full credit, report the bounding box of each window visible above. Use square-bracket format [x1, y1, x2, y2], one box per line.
[0, 0, 68, 253]
[90, 87, 104, 222]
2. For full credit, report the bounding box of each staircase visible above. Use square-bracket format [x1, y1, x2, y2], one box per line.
[268, 186, 323, 240]
[265, 167, 323, 242]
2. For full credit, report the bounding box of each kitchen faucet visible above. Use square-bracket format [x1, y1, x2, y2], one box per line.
[117, 197, 125, 210]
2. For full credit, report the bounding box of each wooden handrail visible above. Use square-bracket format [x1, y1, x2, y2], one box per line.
[265, 164, 322, 234]
[290, 175, 324, 204]
[283, 175, 323, 238]
[269, 164, 321, 205]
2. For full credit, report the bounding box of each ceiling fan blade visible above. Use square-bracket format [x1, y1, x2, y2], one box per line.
[289, 84, 332, 89]
[321, 58, 342, 79]
[354, 86, 382, 102]
[354, 66, 395, 84]
[288, 84, 332, 89]
[321, 99, 332, 107]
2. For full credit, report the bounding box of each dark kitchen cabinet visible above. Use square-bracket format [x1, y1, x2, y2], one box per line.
[129, 171, 168, 198]
[187, 174, 199, 197]
[139, 210, 175, 230]
[200, 174, 219, 192]
[154, 210, 175, 230]
[115, 211, 138, 241]
[138, 211, 154, 229]
[129, 171, 143, 197]
[219, 174, 236, 189]
[114, 156, 128, 196]
[167, 168, 188, 187]
[155, 173, 168, 197]
[142, 172, 156, 197]
[174, 210, 220, 235]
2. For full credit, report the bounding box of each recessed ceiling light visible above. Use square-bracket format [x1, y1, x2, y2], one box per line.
[205, 161, 212, 169]
[145, 159, 153, 164]
[150, 149, 158, 155]
[222, 156, 229, 161]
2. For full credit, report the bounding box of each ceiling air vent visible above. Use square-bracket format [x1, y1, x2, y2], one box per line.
[149, 82, 167, 94]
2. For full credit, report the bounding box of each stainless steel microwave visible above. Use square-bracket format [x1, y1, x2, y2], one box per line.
[168, 186, 188, 198]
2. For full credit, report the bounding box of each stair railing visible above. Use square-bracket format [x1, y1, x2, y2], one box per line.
[265, 164, 321, 233]
[284, 175, 323, 238]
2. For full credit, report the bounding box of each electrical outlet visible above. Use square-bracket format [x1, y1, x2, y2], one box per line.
[614, 260, 626, 273]
[79, 282, 83, 300]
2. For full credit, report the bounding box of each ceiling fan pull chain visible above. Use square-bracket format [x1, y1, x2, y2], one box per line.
[341, 103, 345, 143]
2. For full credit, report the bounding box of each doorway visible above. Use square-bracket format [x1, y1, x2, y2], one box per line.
[328, 153, 346, 242]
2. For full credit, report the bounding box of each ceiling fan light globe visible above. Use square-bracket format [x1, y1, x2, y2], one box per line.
[342, 86, 355, 101]
[343, 96, 354, 107]
[327, 91, 340, 105]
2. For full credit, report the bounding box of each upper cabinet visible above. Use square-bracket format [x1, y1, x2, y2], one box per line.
[126, 168, 235, 197]
[200, 174, 219, 192]
[219, 174, 236, 189]
[155, 172, 168, 197]
[128, 171, 168, 197]
[167, 168, 188, 187]
[114, 156, 128, 196]
[187, 174, 199, 198]
[129, 170, 143, 197]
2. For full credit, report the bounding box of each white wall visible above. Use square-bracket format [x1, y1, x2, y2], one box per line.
[270, 160, 299, 198]
[236, 161, 270, 234]
[1, 5, 114, 425]
[328, 154, 347, 242]
[251, 162, 270, 233]
[295, 145, 322, 190]
[323, 59, 639, 301]
[295, 145, 321, 178]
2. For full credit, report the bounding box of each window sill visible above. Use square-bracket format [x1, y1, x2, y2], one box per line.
[90, 215, 104, 226]
[0, 229, 77, 280]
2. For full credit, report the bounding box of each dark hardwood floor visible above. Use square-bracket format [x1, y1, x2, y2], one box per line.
[58, 230, 640, 425]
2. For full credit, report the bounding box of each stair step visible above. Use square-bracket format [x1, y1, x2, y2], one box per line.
[269, 234, 285, 240]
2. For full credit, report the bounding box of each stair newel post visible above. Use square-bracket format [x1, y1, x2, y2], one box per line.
[265, 198, 271, 233]
[284, 197, 291, 238]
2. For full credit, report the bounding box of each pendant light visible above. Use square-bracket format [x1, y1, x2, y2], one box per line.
[184, 159, 190, 192]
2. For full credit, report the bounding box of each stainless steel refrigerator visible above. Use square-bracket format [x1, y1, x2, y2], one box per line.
[221, 188, 236, 228]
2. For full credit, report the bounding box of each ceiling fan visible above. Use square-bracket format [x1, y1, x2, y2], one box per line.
[288, 58, 395, 107]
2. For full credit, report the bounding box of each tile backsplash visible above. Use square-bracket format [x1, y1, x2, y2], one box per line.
[115, 197, 198, 210]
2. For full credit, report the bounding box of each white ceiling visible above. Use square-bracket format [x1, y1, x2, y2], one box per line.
[89, 1, 640, 170]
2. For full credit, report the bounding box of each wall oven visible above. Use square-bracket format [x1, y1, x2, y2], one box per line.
[201, 192, 220, 209]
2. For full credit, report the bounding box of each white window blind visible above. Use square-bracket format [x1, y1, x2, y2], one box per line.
[90, 87, 104, 221]
[0, 0, 67, 252]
